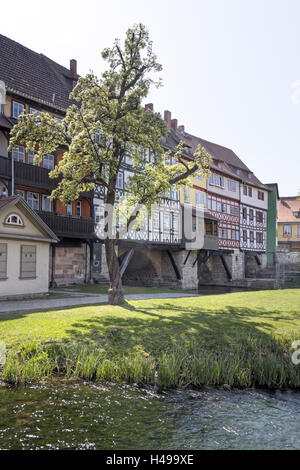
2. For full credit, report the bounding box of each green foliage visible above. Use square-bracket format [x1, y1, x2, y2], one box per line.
[8, 23, 211, 210]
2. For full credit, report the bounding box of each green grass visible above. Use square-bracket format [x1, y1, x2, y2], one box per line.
[1, 289, 300, 389]
[60, 284, 196, 295]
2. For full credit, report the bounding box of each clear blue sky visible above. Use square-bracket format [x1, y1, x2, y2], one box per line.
[2, 0, 299, 195]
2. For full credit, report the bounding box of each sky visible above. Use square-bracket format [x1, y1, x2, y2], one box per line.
[1, 0, 299, 196]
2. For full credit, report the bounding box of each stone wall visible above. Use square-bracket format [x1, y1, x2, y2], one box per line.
[276, 251, 300, 265]
[53, 243, 89, 286]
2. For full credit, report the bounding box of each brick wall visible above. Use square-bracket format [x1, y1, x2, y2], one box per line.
[53, 243, 89, 286]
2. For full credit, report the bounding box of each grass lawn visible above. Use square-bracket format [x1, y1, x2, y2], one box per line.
[1, 289, 300, 389]
[60, 284, 196, 295]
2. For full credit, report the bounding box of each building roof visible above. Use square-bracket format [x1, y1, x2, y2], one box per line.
[0, 34, 76, 112]
[0, 195, 58, 241]
[278, 197, 300, 223]
[179, 131, 270, 191]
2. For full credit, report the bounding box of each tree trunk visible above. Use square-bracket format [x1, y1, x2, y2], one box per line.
[105, 238, 124, 305]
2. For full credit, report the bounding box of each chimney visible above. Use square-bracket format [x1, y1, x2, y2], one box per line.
[164, 110, 171, 129]
[70, 59, 77, 79]
[145, 103, 154, 111]
[171, 119, 178, 132]
[178, 125, 185, 133]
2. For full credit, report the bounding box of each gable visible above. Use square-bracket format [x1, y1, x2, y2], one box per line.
[0, 202, 56, 242]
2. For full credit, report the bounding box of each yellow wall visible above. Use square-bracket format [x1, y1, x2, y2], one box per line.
[179, 174, 207, 207]
[278, 222, 300, 242]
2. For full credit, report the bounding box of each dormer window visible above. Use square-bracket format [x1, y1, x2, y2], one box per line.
[5, 213, 24, 226]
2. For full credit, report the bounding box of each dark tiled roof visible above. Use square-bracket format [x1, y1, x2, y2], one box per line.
[0, 34, 75, 112]
[180, 131, 269, 191]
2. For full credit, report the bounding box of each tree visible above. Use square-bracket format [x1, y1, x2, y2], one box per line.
[8, 23, 211, 305]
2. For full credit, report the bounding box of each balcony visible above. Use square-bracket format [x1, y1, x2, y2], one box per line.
[0, 155, 11, 180]
[14, 161, 58, 190]
[37, 211, 96, 239]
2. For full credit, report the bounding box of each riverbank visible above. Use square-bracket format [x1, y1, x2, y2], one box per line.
[1, 289, 300, 389]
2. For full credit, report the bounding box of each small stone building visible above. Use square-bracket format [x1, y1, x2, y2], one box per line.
[0, 195, 58, 299]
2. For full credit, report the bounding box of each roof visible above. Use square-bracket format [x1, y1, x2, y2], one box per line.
[266, 183, 280, 199]
[0, 34, 75, 112]
[278, 197, 300, 223]
[179, 130, 270, 191]
[0, 195, 59, 242]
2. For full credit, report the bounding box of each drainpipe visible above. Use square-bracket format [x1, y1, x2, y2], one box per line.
[11, 151, 14, 196]
[50, 244, 56, 288]
[85, 241, 90, 284]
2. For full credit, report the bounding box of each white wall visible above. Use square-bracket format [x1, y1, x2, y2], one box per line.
[240, 187, 268, 210]
[0, 238, 50, 297]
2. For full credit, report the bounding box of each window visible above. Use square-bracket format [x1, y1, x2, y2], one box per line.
[43, 154, 54, 170]
[256, 232, 263, 243]
[195, 192, 201, 206]
[201, 193, 206, 207]
[249, 209, 254, 221]
[28, 150, 39, 165]
[42, 195, 51, 212]
[258, 191, 265, 201]
[20, 245, 36, 279]
[0, 244, 7, 279]
[221, 203, 227, 213]
[12, 145, 25, 162]
[184, 188, 190, 203]
[76, 201, 82, 217]
[250, 231, 254, 242]
[242, 207, 247, 219]
[27, 192, 39, 211]
[243, 230, 247, 242]
[256, 211, 263, 223]
[54, 116, 63, 125]
[66, 203, 73, 215]
[29, 107, 40, 116]
[116, 171, 124, 189]
[248, 187, 252, 197]
[243, 186, 247, 196]
[293, 212, 300, 218]
[171, 186, 179, 201]
[216, 202, 222, 212]
[163, 213, 170, 230]
[283, 225, 292, 236]
[5, 213, 24, 226]
[219, 176, 224, 188]
[228, 180, 236, 192]
[207, 198, 212, 210]
[231, 230, 240, 241]
[230, 206, 239, 216]
[12, 101, 24, 118]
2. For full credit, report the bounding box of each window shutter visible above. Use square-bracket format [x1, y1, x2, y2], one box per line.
[20, 245, 36, 279]
[0, 244, 7, 279]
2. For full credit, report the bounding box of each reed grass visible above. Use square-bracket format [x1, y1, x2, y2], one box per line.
[2, 334, 300, 390]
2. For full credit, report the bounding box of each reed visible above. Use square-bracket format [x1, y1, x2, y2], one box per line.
[3, 334, 300, 390]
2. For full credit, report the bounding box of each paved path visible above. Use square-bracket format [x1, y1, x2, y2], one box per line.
[0, 291, 198, 315]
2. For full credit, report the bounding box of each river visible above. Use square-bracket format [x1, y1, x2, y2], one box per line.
[0, 383, 299, 450]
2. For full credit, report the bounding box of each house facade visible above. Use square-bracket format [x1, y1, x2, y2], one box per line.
[0, 195, 58, 298]
[0, 34, 95, 286]
[277, 197, 300, 252]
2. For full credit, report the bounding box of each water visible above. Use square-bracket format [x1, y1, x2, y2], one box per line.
[0, 383, 300, 450]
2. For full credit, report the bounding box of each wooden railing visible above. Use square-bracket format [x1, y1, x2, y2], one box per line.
[0, 155, 10, 179]
[37, 211, 95, 239]
[14, 161, 58, 190]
